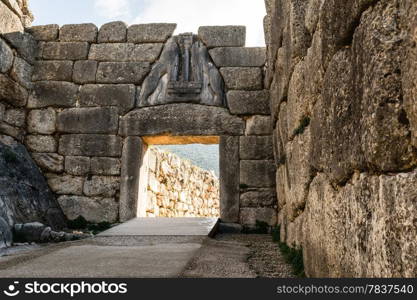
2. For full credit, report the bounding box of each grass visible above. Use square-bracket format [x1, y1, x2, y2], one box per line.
[272, 226, 305, 277]
[293, 116, 310, 137]
[67, 216, 112, 235]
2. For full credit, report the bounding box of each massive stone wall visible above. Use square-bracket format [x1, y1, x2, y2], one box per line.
[2, 20, 277, 227]
[264, 0, 417, 277]
[143, 147, 219, 218]
[0, 0, 66, 241]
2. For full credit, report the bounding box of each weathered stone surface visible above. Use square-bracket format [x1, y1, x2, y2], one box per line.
[240, 189, 277, 207]
[83, 176, 119, 197]
[91, 157, 121, 175]
[138, 34, 225, 107]
[57, 196, 118, 223]
[96, 62, 151, 84]
[240, 207, 277, 226]
[209, 47, 266, 67]
[0, 74, 28, 107]
[220, 67, 263, 90]
[26, 24, 59, 41]
[64, 156, 90, 176]
[245, 116, 272, 135]
[25, 135, 57, 153]
[28, 81, 78, 108]
[220, 136, 240, 223]
[32, 153, 64, 173]
[240, 136, 274, 160]
[227, 90, 270, 115]
[240, 160, 275, 188]
[127, 23, 176, 43]
[98, 21, 127, 43]
[119, 137, 144, 221]
[0, 135, 66, 231]
[46, 174, 84, 195]
[27, 108, 56, 134]
[10, 57, 32, 89]
[0, 121, 24, 141]
[32, 61, 73, 81]
[56, 107, 119, 134]
[198, 26, 246, 48]
[89, 43, 163, 62]
[41, 42, 89, 60]
[0, 103, 5, 120]
[79, 84, 135, 114]
[58, 134, 122, 157]
[3, 108, 25, 127]
[0, 1, 24, 34]
[3, 32, 37, 63]
[73, 60, 97, 84]
[119, 104, 245, 136]
[60, 23, 98, 42]
[0, 38, 13, 73]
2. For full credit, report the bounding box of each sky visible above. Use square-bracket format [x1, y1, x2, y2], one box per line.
[29, 0, 266, 47]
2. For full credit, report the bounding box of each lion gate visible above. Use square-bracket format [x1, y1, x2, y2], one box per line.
[19, 23, 276, 227]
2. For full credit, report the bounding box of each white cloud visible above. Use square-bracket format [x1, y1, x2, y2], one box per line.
[133, 0, 266, 47]
[94, 0, 130, 19]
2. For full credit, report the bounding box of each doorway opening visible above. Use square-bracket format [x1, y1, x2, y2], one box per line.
[137, 136, 220, 218]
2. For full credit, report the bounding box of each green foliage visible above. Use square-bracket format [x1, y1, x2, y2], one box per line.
[67, 216, 112, 235]
[239, 183, 249, 189]
[293, 116, 311, 136]
[272, 226, 305, 277]
[3, 148, 18, 163]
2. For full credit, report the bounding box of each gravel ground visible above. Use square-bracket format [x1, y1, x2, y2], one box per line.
[216, 234, 296, 278]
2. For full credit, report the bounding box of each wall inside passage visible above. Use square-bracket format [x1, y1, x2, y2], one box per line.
[264, 0, 417, 277]
[142, 147, 220, 218]
[20, 21, 277, 227]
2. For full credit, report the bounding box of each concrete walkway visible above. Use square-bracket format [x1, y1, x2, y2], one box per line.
[0, 218, 219, 278]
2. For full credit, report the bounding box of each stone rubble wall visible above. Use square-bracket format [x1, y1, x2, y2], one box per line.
[264, 0, 417, 277]
[9, 20, 278, 227]
[144, 147, 219, 218]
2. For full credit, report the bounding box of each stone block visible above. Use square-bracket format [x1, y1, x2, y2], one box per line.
[0, 121, 24, 141]
[27, 81, 78, 108]
[0, 74, 28, 107]
[239, 207, 277, 226]
[41, 42, 89, 60]
[209, 47, 266, 67]
[72, 60, 97, 84]
[60, 23, 98, 42]
[240, 136, 274, 160]
[119, 104, 245, 136]
[65, 156, 90, 176]
[98, 21, 127, 43]
[0, 1, 24, 34]
[32, 61, 73, 81]
[10, 57, 32, 89]
[91, 157, 121, 175]
[47, 174, 84, 195]
[4, 108, 25, 127]
[58, 134, 122, 157]
[26, 24, 59, 41]
[89, 43, 163, 62]
[240, 189, 277, 207]
[127, 23, 176, 43]
[32, 153, 64, 173]
[227, 90, 270, 115]
[240, 160, 276, 188]
[246, 116, 272, 135]
[198, 26, 246, 47]
[26, 135, 57, 153]
[27, 108, 56, 134]
[3, 32, 38, 63]
[79, 84, 135, 114]
[0, 38, 13, 73]
[56, 107, 119, 134]
[0, 103, 4, 120]
[96, 62, 151, 84]
[83, 176, 120, 197]
[57, 196, 118, 223]
[220, 67, 262, 90]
